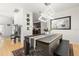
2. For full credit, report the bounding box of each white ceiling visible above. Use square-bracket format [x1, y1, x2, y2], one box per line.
[0, 3, 79, 18]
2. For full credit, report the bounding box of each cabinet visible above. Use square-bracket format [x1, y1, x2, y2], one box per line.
[33, 22, 41, 35]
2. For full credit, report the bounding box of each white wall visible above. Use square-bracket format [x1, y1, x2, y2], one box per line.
[47, 7, 79, 43]
[0, 15, 13, 37]
[0, 15, 12, 25]
[14, 8, 33, 44]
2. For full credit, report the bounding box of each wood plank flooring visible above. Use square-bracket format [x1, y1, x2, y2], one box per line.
[0, 38, 23, 56]
[0, 38, 79, 56]
[71, 43, 79, 56]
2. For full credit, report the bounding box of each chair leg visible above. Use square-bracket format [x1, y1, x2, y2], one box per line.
[14, 38, 16, 43]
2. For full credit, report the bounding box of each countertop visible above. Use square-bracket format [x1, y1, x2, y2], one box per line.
[30, 33, 62, 43]
[30, 33, 54, 40]
[37, 33, 62, 43]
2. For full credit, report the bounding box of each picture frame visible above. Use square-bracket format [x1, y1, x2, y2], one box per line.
[27, 23, 30, 25]
[50, 16, 71, 30]
[27, 27, 29, 30]
[26, 18, 30, 22]
[27, 14, 30, 17]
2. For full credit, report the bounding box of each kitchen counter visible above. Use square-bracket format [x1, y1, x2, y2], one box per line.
[29, 33, 62, 50]
[24, 33, 63, 55]
[35, 33, 62, 55]
[37, 33, 62, 43]
[30, 33, 55, 40]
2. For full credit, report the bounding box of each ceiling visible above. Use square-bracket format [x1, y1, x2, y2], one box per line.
[0, 3, 79, 18]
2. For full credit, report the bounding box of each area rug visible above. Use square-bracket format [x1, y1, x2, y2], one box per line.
[12, 48, 25, 56]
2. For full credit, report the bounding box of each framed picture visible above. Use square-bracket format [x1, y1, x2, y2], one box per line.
[27, 23, 30, 25]
[27, 27, 29, 30]
[26, 18, 30, 22]
[50, 16, 71, 30]
[27, 14, 30, 17]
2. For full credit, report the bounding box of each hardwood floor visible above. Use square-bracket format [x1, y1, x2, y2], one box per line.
[0, 37, 79, 56]
[0, 38, 23, 56]
[71, 43, 79, 56]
